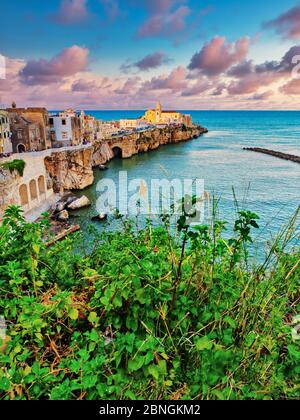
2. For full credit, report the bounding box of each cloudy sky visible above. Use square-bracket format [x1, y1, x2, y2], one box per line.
[1, 0, 300, 109]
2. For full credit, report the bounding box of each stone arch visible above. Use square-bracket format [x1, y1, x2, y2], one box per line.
[19, 184, 29, 206]
[29, 179, 38, 201]
[112, 146, 123, 158]
[17, 143, 26, 153]
[38, 175, 46, 195]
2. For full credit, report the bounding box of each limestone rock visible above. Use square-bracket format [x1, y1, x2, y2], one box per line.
[57, 210, 69, 221]
[44, 147, 94, 192]
[68, 195, 91, 210]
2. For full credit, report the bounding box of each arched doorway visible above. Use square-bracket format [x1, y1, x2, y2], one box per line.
[112, 146, 123, 158]
[29, 179, 38, 201]
[17, 144, 26, 153]
[19, 184, 29, 206]
[38, 175, 46, 196]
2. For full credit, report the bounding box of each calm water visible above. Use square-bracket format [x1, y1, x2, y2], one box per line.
[72, 111, 300, 254]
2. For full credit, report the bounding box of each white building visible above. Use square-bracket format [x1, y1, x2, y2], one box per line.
[96, 121, 120, 140]
[119, 119, 148, 130]
[49, 111, 82, 147]
[0, 110, 12, 154]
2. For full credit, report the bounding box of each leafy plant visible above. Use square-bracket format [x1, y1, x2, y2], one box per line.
[0, 203, 299, 400]
[0, 159, 26, 176]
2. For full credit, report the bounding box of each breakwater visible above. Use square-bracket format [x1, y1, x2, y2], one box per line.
[243, 147, 300, 164]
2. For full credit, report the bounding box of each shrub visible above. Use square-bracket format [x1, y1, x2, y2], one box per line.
[0, 159, 26, 176]
[0, 204, 299, 400]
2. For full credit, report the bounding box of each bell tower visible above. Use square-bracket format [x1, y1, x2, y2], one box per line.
[156, 101, 162, 123]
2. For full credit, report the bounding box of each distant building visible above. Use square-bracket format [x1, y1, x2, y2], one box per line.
[0, 110, 12, 154]
[96, 121, 120, 140]
[81, 112, 96, 142]
[6, 106, 51, 149]
[49, 110, 82, 147]
[119, 119, 148, 130]
[142, 102, 192, 127]
[8, 113, 42, 153]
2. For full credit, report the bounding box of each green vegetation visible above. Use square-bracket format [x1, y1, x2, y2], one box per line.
[0, 202, 299, 400]
[0, 159, 26, 176]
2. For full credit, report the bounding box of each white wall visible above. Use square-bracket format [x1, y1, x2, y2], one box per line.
[50, 116, 73, 143]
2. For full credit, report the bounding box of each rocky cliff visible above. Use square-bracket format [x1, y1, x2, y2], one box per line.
[45, 125, 207, 191]
[44, 147, 94, 192]
[0, 168, 21, 219]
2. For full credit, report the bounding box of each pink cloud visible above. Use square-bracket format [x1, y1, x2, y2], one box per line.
[142, 66, 188, 92]
[114, 77, 141, 94]
[227, 72, 279, 95]
[51, 0, 91, 25]
[20, 45, 89, 85]
[251, 91, 274, 101]
[121, 51, 171, 73]
[181, 78, 211, 96]
[137, 2, 190, 39]
[280, 79, 300, 95]
[189, 36, 249, 76]
[265, 6, 300, 39]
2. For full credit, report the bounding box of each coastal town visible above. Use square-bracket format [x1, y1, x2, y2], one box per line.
[0, 102, 206, 223]
[0, 102, 193, 155]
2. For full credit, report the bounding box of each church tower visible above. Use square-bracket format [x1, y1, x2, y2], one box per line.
[156, 101, 162, 123]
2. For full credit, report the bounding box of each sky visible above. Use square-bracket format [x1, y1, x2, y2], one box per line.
[1, 0, 300, 109]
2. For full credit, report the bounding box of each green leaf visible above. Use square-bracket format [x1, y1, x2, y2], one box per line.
[88, 311, 98, 323]
[69, 308, 79, 320]
[148, 364, 159, 380]
[128, 356, 144, 372]
[195, 336, 213, 351]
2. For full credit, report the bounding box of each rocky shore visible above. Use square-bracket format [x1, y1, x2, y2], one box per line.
[45, 125, 207, 192]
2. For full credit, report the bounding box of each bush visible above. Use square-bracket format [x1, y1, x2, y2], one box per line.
[0, 159, 26, 176]
[0, 204, 299, 400]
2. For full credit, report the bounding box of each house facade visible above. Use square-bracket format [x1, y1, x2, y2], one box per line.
[0, 110, 12, 154]
[6, 106, 51, 149]
[9, 113, 42, 153]
[49, 110, 82, 147]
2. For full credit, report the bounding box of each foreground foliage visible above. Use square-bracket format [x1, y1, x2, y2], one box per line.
[0, 204, 299, 400]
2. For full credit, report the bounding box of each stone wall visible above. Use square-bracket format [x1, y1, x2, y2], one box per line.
[0, 168, 21, 219]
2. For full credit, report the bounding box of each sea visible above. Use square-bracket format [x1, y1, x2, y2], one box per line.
[71, 110, 300, 257]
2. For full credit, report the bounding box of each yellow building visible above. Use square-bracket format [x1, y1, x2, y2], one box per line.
[142, 102, 192, 127]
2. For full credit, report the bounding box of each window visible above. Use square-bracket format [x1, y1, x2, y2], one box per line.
[62, 132, 68, 139]
[17, 130, 23, 139]
[49, 118, 54, 125]
[62, 119, 66, 125]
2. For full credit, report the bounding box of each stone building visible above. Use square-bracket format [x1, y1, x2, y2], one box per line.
[0, 110, 12, 154]
[8, 113, 42, 153]
[6, 106, 51, 150]
[143, 102, 193, 127]
[49, 110, 83, 147]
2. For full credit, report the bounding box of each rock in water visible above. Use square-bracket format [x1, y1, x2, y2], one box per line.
[67, 195, 91, 210]
[57, 210, 69, 222]
[53, 202, 65, 214]
[91, 213, 108, 221]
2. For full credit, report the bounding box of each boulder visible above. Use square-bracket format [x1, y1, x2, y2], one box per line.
[54, 202, 65, 214]
[67, 195, 91, 210]
[57, 210, 69, 222]
[91, 213, 108, 222]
